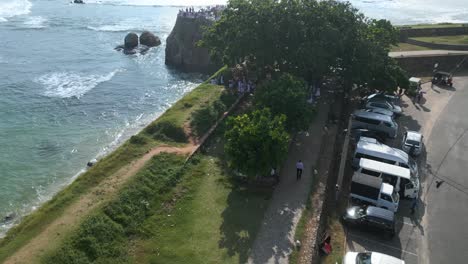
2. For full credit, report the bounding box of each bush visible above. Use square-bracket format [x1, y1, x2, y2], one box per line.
[129, 135, 147, 145]
[190, 105, 221, 136]
[145, 120, 187, 143]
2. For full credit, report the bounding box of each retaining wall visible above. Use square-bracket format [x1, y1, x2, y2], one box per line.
[394, 54, 468, 76]
[400, 26, 468, 41]
[405, 38, 468, 51]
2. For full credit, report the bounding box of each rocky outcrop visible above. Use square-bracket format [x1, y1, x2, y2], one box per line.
[140, 31, 161, 47]
[124, 33, 139, 50]
[116, 31, 161, 55]
[73, 0, 84, 3]
[165, 16, 219, 74]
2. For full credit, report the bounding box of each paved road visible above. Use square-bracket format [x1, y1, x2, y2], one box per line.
[346, 77, 466, 264]
[389, 50, 468, 58]
[421, 76, 468, 264]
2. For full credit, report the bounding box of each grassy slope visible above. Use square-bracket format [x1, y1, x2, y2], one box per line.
[0, 69, 227, 262]
[410, 35, 468, 45]
[391, 43, 431, 52]
[134, 154, 272, 264]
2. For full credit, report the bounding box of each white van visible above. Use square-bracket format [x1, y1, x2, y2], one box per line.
[356, 158, 419, 199]
[353, 137, 419, 178]
[351, 173, 399, 212]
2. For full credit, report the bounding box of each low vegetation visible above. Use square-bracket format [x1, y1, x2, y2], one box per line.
[320, 214, 345, 264]
[391, 42, 431, 52]
[399, 23, 467, 29]
[411, 35, 468, 45]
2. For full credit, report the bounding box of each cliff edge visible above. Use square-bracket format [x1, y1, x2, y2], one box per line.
[165, 16, 218, 74]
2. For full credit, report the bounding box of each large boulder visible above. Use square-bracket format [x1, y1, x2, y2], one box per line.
[165, 16, 220, 73]
[124, 33, 139, 50]
[140, 31, 161, 47]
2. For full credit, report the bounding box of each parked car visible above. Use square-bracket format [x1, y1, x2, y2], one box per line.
[364, 108, 394, 117]
[362, 92, 400, 106]
[402, 131, 423, 156]
[432, 71, 453, 87]
[344, 251, 405, 264]
[351, 110, 398, 139]
[351, 129, 386, 143]
[342, 205, 396, 237]
[365, 101, 402, 116]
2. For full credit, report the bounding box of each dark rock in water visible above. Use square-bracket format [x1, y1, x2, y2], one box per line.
[87, 159, 97, 167]
[124, 33, 139, 50]
[139, 31, 161, 47]
[73, 0, 84, 3]
[2, 212, 17, 223]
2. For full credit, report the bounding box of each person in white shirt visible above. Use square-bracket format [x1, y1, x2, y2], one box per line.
[296, 160, 304, 180]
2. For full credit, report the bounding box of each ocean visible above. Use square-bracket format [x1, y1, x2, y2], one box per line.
[0, 0, 467, 236]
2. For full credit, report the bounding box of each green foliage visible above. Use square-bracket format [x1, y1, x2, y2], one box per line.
[255, 73, 313, 131]
[129, 135, 147, 145]
[43, 154, 186, 264]
[145, 120, 188, 143]
[224, 108, 290, 178]
[190, 91, 237, 137]
[202, 0, 403, 89]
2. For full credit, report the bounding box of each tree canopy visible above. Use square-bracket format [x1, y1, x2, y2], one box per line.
[255, 73, 313, 131]
[224, 108, 290, 177]
[201, 0, 406, 90]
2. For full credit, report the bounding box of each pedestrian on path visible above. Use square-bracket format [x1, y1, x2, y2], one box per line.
[411, 197, 418, 214]
[296, 160, 304, 180]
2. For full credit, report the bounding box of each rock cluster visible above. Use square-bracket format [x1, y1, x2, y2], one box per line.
[115, 31, 161, 55]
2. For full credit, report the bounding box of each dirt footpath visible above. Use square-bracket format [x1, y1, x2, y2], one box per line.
[5, 144, 196, 264]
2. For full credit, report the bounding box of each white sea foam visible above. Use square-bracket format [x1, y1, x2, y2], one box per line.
[0, 0, 32, 22]
[23, 16, 47, 29]
[36, 70, 122, 99]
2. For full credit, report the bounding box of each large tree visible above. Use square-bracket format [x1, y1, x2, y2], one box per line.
[201, 0, 406, 89]
[254, 73, 313, 131]
[224, 108, 290, 178]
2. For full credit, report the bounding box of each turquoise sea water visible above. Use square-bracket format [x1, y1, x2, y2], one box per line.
[0, 0, 467, 236]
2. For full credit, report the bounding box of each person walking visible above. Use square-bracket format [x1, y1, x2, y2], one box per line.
[411, 196, 418, 214]
[296, 160, 304, 180]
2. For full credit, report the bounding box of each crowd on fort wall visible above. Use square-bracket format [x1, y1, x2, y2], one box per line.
[178, 5, 225, 21]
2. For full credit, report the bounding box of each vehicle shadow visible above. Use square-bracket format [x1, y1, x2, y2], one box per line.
[433, 84, 456, 92]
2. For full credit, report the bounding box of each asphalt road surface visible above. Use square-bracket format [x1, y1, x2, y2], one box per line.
[421, 76, 468, 264]
[346, 76, 468, 264]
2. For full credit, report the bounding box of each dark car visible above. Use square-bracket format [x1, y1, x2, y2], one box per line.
[342, 205, 396, 237]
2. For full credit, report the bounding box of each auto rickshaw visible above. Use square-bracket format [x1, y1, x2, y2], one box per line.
[432, 71, 453, 87]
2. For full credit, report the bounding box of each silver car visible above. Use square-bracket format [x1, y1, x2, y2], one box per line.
[402, 131, 423, 156]
[365, 101, 402, 116]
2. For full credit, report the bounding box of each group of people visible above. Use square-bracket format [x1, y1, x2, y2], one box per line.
[178, 5, 225, 20]
[227, 78, 256, 94]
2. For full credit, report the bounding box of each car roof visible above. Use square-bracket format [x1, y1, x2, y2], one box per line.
[366, 206, 395, 221]
[359, 158, 411, 179]
[352, 173, 383, 188]
[407, 131, 422, 142]
[381, 182, 395, 195]
[364, 108, 394, 116]
[356, 139, 409, 163]
[353, 110, 393, 122]
[409, 77, 421, 82]
[371, 252, 404, 264]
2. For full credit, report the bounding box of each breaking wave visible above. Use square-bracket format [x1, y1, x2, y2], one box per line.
[0, 0, 32, 22]
[36, 70, 122, 99]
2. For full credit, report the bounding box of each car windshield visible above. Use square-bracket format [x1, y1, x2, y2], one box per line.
[392, 191, 399, 203]
[409, 158, 418, 171]
[406, 139, 420, 146]
[356, 252, 372, 264]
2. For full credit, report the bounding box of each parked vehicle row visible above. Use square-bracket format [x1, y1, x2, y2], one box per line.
[341, 90, 425, 263]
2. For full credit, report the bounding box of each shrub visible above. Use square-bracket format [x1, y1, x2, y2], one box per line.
[145, 120, 187, 143]
[129, 135, 147, 145]
[190, 105, 219, 136]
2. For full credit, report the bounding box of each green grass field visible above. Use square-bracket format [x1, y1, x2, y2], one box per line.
[0, 67, 230, 263]
[391, 42, 431, 52]
[411, 35, 468, 45]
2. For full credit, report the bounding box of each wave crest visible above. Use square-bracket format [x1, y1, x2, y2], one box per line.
[0, 0, 32, 22]
[23, 16, 47, 29]
[36, 70, 122, 99]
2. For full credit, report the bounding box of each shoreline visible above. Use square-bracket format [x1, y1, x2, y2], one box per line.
[0, 79, 203, 238]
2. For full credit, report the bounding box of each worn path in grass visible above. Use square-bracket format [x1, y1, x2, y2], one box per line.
[247, 99, 330, 264]
[4, 144, 197, 264]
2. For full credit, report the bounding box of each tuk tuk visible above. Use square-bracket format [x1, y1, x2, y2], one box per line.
[408, 77, 421, 96]
[432, 71, 453, 87]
